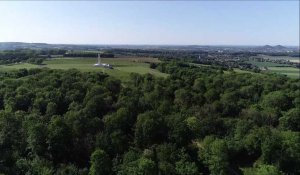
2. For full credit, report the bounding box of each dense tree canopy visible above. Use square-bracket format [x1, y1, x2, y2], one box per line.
[0, 62, 299, 174]
[0, 49, 66, 65]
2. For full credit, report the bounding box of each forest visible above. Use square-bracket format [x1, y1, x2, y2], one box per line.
[0, 62, 299, 175]
[64, 52, 114, 58]
[0, 50, 39, 64]
[0, 49, 66, 65]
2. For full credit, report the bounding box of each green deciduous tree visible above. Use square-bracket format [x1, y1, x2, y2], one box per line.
[135, 111, 166, 148]
[199, 137, 229, 175]
[279, 108, 300, 131]
[89, 149, 112, 175]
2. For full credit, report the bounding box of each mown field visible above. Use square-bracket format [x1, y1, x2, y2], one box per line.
[267, 67, 300, 78]
[258, 54, 300, 63]
[246, 60, 290, 67]
[0, 57, 168, 81]
[246, 60, 299, 78]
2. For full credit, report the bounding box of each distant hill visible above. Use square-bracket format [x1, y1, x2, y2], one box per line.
[0, 42, 48, 50]
[262, 45, 274, 49]
[274, 45, 287, 49]
[0, 42, 105, 51]
[258, 45, 291, 52]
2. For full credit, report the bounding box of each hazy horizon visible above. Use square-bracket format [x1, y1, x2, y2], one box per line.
[1, 41, 299, 47]
[0, 1, 299, 46]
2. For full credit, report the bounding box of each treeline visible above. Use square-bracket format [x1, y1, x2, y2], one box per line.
[111, 49, 260, 71]
[0, 49, 67, 65]
[0, 63, 299, 175]
[0, 49, 38, 64]
[38, 49, 67, 56]
[64, 52, 114, 58]
[108, 48, 209, 61]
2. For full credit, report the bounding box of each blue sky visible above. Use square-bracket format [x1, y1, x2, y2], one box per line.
[0, 1, 299, 46]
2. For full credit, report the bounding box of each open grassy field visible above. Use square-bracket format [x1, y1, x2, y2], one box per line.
[0, 57, 168, 81]
[267, 67, 299, 78]
[258, 54, 300, 63]
[246, 60, 299, 78]
[192, 62, 261, 77]
[232, 68, 255, 74]
[246, 60, 290, 67]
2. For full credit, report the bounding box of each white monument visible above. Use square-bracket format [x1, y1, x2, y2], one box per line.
[94, 53, 102, 66]
[93, 53, 113, 69]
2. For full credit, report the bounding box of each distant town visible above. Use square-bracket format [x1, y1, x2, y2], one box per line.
[1, 42, 298, 77]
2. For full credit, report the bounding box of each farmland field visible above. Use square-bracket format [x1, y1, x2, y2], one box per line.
[246, 60, 299, 78]
[0, 57, 168, 81]
[267, 67, 299, 78]
[246, 60, 290, 67]
[258, 54, 300, 63]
